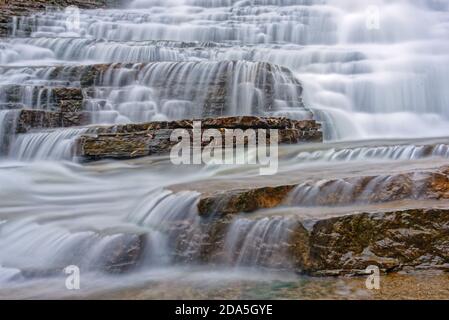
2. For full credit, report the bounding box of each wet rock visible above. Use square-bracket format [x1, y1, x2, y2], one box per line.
[304, 207, 449, 275]
[15, 110, 62, 133]
[18, 268, 62, 280]
[77, 117, 322, 160]
[100, 233, 146, 274]
[191, 206, 449, 275]
[14, 109, 90, 133]
[197, 166, 449, 217]
[198, 185, 296, 217]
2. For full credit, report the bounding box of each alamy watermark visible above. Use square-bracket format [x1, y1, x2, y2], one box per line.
[365, 265, 380, 290]
[169, 121, 279, 175]
[64, 265, 80, 290]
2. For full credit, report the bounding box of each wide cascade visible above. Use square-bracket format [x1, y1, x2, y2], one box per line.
[1, 0, 449, 299]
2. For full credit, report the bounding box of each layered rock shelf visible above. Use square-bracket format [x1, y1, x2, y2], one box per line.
[175, 165, 449, 275]
[77, 116, 323, 160]
[197, 166, 449, 217]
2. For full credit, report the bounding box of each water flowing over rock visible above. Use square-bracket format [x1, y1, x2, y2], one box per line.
[194, 165, 449, 274]
[1, 0, 449, 299]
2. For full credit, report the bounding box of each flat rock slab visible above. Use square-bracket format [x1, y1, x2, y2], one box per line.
[196, 165, 449, 217]
[77, 116, 323, 160]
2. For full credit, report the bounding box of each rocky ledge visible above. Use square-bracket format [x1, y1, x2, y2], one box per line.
[178, 165, 449, 275]
[296, 206, 449, 276]
[197, 166, 449, 217]
[76, 116, 323, 160]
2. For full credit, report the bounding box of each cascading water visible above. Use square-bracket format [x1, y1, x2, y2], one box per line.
[0, 0, 449, 299]
[3, 0, 449, 140]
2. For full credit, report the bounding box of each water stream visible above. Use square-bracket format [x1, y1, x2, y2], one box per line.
[0, 0, 449, 298]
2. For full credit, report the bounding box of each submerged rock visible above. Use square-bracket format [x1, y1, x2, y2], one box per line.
[99, 233, 146, 274]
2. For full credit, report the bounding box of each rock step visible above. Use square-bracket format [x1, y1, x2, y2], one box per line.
[76, 116, 323, 160]
[11, 231, 147, 280]
[1, 109, 90, 134]
[162, 164, 449, 274]
[0, 85, 83, 109]
[8, 37, 225, 49]
[0, 61, 309, 118]
[197, 165, 449, 217]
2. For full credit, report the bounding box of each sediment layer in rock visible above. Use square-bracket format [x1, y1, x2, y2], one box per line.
[197, 166, 449, 217]
[14, 109, 90, 133]
[76, 116, 322, 160]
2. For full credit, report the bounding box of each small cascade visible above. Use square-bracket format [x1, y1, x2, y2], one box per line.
[294, 143, 449, 164]
[287, 172, 429, 207]
[0, 0, 448, 298]
[85, 61, 307, 122]
[8, 38, 211, 63]
[127, 190, 202, 263]
[5, 1, 449, 139]
[8, 127, 88, 161]
[222, 215, 297, 270]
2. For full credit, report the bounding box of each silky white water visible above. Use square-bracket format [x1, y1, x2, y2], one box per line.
[2, 0, 449, 139]
[0, 0, 449, 298]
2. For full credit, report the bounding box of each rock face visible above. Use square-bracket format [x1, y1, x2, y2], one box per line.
[15, 109, 90, 133]
[301, 207, 449, 275]
[197, 166, 449, 217]
[76, 116, 322, 160]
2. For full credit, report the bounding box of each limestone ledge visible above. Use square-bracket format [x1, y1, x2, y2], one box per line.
[191, 165, 449, 275]
[76, 116, 323, 160]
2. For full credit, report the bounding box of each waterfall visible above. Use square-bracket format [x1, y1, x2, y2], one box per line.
[0, 0, 449, 298]
[8, 128, 88, 161]
[222, 215, 297, 269]
[6, 0, 449, 139]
